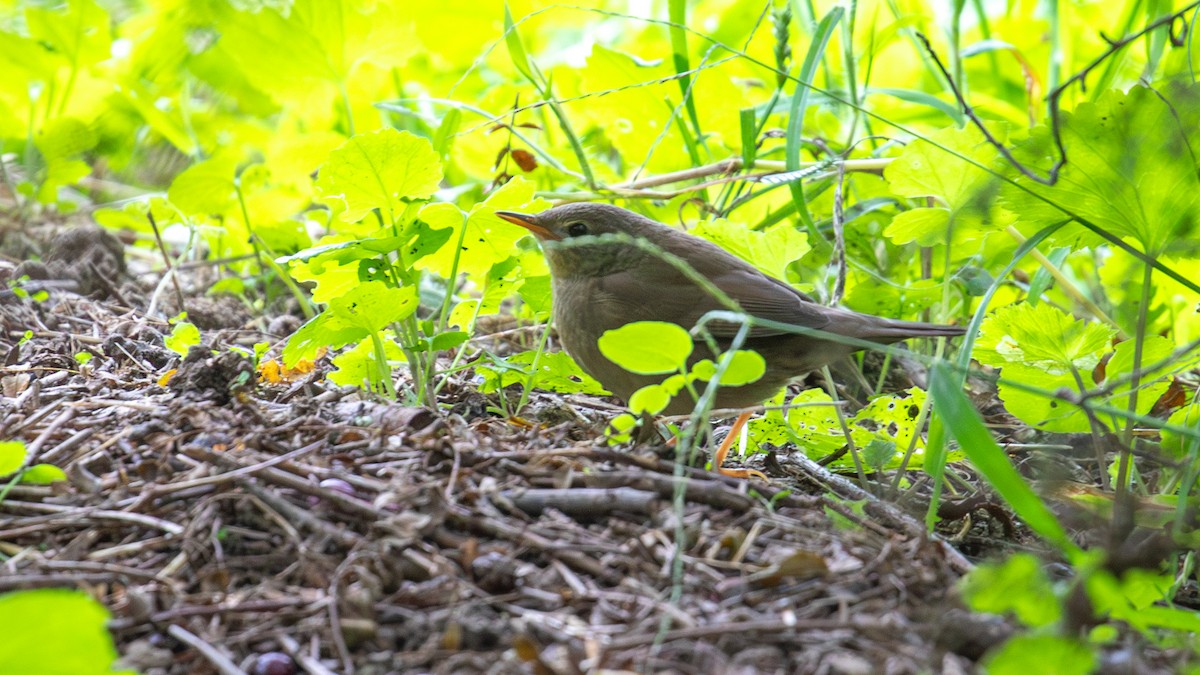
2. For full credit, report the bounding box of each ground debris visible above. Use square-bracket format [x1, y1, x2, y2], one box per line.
[0, 284, 1115, 674]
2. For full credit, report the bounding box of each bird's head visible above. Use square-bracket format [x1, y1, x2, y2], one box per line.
[496, 202, 655, 278]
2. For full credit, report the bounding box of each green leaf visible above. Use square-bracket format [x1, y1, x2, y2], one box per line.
[690, 220, 809, 281]
[0, 589, 134, 675]
[1001, 83, 1200, 255]
[606, 413, 638, 444]
[862, 439, 897, 472]
[418, 177, 549, 279]
[20, 463, 67, 485]
[883, 124, 1011, 245]
[981, 634, 1095, 675]
[328, 338, 406, 391]
[283, 282, 418, 366]
[846, 388, 946, 469]
[749, 388, 846, 457]
[503, 3, 536, 83]
[961, 553, 1061, 627]
[693, 350, 766, 387]
[164, 321, 201, 357]
[976, 303, 1114, 374]
[974, 303, 1118, 432]
[26, 0, 112, 69]
[1100, 336, 1173, 426]
[1162, 405, 1200, 459]
[629, 383, 671, 415]
[316, 128, 443, 224]
[34, 117, 97, 203]
[786, 7, 842, 230]
[0, 441, 26, 476]
[476, 350, 608, 396]
[517, 274, 553, 318]
[168, 156, 239, 217]
[331, 283, 419, 334]
[598, 322, 693, 375]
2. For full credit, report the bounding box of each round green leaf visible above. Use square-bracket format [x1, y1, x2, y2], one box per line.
[629, 383, 671, 415]
[20, 463, 67, 485]
[0, 588, 133, 675]
[694, 350, 766, 387]
[0, 441, 26, 476]
[598, 322, 693, 375]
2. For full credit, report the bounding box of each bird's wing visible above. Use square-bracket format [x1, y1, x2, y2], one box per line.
[598, 263, 834, 339]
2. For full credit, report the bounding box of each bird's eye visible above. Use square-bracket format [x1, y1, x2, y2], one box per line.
[566, 222, 589, 237]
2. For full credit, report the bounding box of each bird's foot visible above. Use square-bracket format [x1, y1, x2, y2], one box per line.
[716, 466, 769, 481]
[711, 411, 767, 481]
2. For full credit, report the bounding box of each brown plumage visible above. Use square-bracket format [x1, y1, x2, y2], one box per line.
[497, 203, 966, 416]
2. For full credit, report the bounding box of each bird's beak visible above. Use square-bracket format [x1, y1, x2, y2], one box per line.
[495, 211, 562, 241]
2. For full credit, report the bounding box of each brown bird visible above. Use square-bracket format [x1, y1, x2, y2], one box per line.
[496, 203, 966, 478]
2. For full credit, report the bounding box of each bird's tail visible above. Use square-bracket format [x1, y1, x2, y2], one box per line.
[854, 316, 969, 344]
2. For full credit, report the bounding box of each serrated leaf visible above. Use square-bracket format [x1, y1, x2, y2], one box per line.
[690, 220, 809, 281]
[327, 282, 419, 334]
[317, 128, 443, 224]
[884, 124, 1012, 245]
[283, 282, 418, 366]
[976, 303, 1115, 374]
[1001, 83, 1200, 255]
[168, 156, 239, 217]
[418, 177, 549, 279]
[475, 350, 608, 396]
[598, 322, 693, 375]
[328, 338, 406, 391]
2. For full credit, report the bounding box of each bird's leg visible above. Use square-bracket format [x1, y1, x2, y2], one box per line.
[712, 411, 767, 480]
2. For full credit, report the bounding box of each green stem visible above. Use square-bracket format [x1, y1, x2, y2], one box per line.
[369, 331, 397, 399]
[1115, 257, 1154, 494]
[238, 184, 314, 319]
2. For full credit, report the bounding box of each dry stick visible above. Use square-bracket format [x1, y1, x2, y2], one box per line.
[109, 598, 323, 632]
[327, 551, 368, 674]
[830, 160, 848, 306]
[156, 440, 325, 496]
[146, 211, 187, 313]
[277, 633, 339, 675]
[573, 469, 760, 513]
[445, 503, 620, 584]
[498, 487, 659, 518]
[24, 406, 75, 459]
[166, 624, 247, 675]
[0, 501, 184, 537]
[607, 617, 864, 650]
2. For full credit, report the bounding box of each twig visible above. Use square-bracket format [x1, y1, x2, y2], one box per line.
[916, 3, 1200, 185]
[167, 624, 247, 675]
[146, 211, 187, 312]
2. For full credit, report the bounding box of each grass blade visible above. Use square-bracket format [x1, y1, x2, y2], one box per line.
[929, 362, 1081, 558]
[786, 7, 843, 234]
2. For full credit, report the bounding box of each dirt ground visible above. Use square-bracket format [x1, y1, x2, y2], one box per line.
[0, 225, 1182, 674]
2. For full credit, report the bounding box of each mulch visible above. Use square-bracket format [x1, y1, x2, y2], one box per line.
[0, 224, 1172, 674]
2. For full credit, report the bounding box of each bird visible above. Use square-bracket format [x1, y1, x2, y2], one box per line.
[496, 203, 966, 479]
